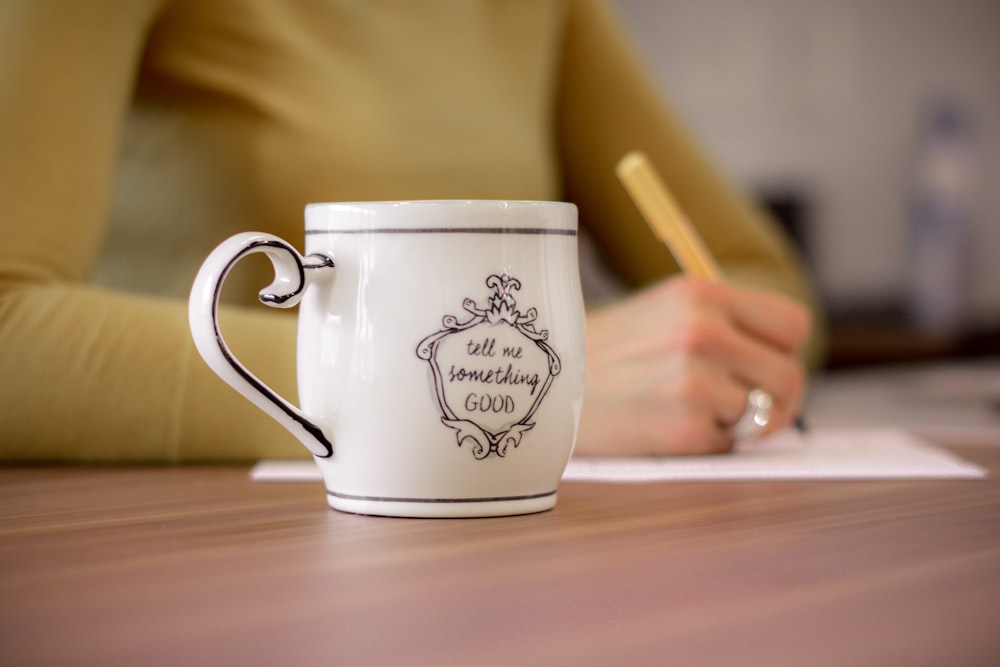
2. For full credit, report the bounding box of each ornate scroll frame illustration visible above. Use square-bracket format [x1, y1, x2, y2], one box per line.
[416, 274, 561, 459]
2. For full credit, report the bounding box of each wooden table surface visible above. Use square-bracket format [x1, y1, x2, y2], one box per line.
[2, 447, 999, 666]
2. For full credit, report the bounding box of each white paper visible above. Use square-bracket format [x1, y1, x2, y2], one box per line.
[249, 459, 324, 482]
[249, 427, 987, 484]
[562, 427, 986, 483]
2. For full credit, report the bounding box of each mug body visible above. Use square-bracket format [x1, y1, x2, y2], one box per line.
[299, 201, 585, 517]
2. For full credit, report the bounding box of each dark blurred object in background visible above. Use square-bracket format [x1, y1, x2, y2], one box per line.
[758, 187, 999, 369]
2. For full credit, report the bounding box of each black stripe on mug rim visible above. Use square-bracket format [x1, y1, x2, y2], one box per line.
[305, 227, 576, 236]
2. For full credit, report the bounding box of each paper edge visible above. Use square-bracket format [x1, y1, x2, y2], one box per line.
[249, 428, 989, 484]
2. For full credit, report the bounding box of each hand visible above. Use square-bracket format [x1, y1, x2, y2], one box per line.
[575, 276, 811, 456]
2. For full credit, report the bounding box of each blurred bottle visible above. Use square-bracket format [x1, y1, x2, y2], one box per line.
[907, 97, 976, 337]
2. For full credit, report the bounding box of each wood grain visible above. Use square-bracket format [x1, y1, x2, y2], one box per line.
[2, 448, 999, 666]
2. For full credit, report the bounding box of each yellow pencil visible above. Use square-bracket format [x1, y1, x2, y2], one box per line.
[617, 150, 800, 436]
[615, 150, 724, 283]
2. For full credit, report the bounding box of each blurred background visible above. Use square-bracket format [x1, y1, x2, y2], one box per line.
[612, 0, 999, 368]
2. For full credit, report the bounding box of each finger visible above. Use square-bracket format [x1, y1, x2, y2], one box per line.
[681, 358, 751, 429]
[667, 300, 805, 413]
[710, 329, 806, 433]
[733, 335, 804, 397]
[657, 408, 735, 456]
[660, 278, 810, 356]
[651, 358, 749, 451]
[722, 284, 812, 354]
[661, 300, 805, 433]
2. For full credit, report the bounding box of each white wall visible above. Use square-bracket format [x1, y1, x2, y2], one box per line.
[613, 0, 1000, 327]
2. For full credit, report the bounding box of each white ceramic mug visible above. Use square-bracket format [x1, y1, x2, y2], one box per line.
[189, 200, 585, 517]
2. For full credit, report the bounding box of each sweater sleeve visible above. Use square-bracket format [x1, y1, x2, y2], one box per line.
[0, 0, 305, 462]
[555, 0, 826, 366]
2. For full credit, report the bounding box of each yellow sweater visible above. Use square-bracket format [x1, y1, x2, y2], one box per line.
[0, 0, 822, 461]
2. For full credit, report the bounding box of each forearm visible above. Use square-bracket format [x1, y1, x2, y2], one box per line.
[0, 281, 304, 462]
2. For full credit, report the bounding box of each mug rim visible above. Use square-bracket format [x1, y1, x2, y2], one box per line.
[304, 200, 578, 234]
[305, 199, 575, 210]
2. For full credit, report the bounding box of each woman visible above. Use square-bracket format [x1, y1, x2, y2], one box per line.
[0, 0, 821, 461]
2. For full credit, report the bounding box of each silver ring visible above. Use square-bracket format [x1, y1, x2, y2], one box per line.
[730, 388, 773, 440]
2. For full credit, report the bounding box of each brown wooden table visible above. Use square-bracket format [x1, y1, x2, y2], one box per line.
[2, 447, 999, 666]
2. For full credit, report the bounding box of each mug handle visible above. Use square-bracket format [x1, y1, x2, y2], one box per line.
[188, 232, 336, 458]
